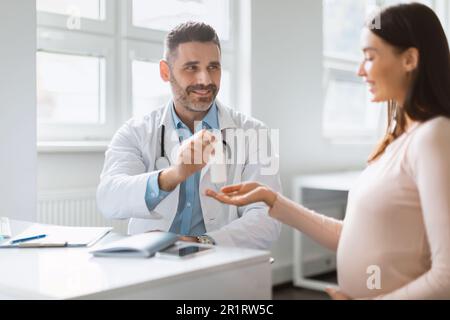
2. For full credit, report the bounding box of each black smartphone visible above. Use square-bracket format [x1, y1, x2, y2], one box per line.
[155, 244, 213, 259]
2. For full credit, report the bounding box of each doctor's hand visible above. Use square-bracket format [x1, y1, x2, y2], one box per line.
[159, 130, 216, 192]
[175, 129, 216, 177]
[205, 182, 278, 208]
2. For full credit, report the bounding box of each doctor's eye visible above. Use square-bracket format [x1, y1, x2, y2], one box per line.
[208, 65, 221, 71]
[185, 65, 198, 71]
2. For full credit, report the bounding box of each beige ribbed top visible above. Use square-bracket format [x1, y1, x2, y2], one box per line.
[270, 117, 450, 299]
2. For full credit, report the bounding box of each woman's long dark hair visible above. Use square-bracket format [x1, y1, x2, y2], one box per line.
[367, 3, 450, 162]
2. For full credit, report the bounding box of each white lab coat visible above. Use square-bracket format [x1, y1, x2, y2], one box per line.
[96, 101, 282, 249]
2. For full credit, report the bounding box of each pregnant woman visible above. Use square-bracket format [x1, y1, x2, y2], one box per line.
[206, 3, 450, 300]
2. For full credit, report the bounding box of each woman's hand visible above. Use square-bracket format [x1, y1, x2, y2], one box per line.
[205, 182, 278, 208]
[325, 287, 351, 300]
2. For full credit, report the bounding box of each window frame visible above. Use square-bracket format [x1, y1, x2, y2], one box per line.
[36, 0, 115, 35]
[322, 55, 386, 142]
[120, 0, 236, 53]
[120, 0, 238, 118]
[36, 0, 241, 143]
[322, 0, 445, 144]
[37, 27, 117, 141]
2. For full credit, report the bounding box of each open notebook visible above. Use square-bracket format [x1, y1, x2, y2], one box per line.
[90, 232, 178, 258]
[2, 223, 112, 248]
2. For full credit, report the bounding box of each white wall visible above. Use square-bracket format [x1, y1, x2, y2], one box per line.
[38, 153, 104, 190]
[37, 0, 375, 284]
[0, 0, 37, 221]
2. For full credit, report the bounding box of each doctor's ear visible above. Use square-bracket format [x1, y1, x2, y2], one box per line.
[160, 60, 171, 82]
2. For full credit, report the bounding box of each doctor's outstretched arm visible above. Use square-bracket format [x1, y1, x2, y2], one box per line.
[206, 182, 343, 252]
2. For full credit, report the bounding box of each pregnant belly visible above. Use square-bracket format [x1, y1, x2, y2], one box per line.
[337, 232, 429, 299]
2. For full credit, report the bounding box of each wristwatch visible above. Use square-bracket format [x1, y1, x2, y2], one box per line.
[196, 235, 215, 245]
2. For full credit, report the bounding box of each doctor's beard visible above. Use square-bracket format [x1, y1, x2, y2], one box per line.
[169, 74, 219, 113]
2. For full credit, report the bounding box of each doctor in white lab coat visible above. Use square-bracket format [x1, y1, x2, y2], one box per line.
[96, 22, 281, 249]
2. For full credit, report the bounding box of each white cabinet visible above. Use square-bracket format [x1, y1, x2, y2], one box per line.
[292, 171, 361, 291]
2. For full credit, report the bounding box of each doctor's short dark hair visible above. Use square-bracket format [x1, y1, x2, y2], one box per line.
[164, 21, 221, 63]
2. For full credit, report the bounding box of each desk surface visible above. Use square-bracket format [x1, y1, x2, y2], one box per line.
[0, 220, 270, 299]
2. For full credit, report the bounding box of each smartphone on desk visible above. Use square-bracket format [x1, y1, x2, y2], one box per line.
[155, 244, 213, 260]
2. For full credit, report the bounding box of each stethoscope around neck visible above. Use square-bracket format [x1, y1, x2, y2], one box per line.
[155, 124, 231, 171]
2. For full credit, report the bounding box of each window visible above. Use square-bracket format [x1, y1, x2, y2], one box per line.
[37, 52, 105, 124]
[36, 0, 239, 142]
[131, 60, 170, 118]
[37, 0, 105, 20]
[132, 0, 230, 41]
[322, 0, 443, 143]
[323, 0, 368, 60]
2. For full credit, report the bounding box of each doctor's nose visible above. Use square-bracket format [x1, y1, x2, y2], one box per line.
[196, 70, 213, 85]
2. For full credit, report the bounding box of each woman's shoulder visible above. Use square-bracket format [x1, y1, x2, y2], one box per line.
[407, 116, 450, 160]
[412, 116, 450, 144]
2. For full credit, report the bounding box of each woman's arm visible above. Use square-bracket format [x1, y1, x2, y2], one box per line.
[206, 183, 343, 252]
[269, 193, 343, 252]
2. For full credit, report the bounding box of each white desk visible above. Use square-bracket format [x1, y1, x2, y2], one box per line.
[292, 171, 361, 291]
[0, 220, 271, 300]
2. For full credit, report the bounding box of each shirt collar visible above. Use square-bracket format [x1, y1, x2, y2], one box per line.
[170, 101, 220, 131]
[201, 102, 219, 130]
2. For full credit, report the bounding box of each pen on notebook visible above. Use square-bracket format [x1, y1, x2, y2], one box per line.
[11, 234, 47, 244]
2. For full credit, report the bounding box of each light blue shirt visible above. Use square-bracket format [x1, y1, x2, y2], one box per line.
[145, 102, 219, 236]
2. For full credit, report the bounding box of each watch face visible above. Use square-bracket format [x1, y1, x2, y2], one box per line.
[198, 236, 213, 245]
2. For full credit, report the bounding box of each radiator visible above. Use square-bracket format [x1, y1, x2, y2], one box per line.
[37, 189, 128, 234]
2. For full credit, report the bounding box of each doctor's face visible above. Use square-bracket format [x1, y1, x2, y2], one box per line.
[162, 41, 221, 113]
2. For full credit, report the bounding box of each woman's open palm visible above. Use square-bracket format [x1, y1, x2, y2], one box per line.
[205, 182, 274, 207]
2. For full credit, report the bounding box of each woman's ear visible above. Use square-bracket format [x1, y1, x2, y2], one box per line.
[403, 47, 419, 72]
[160, 60, 170, 82]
